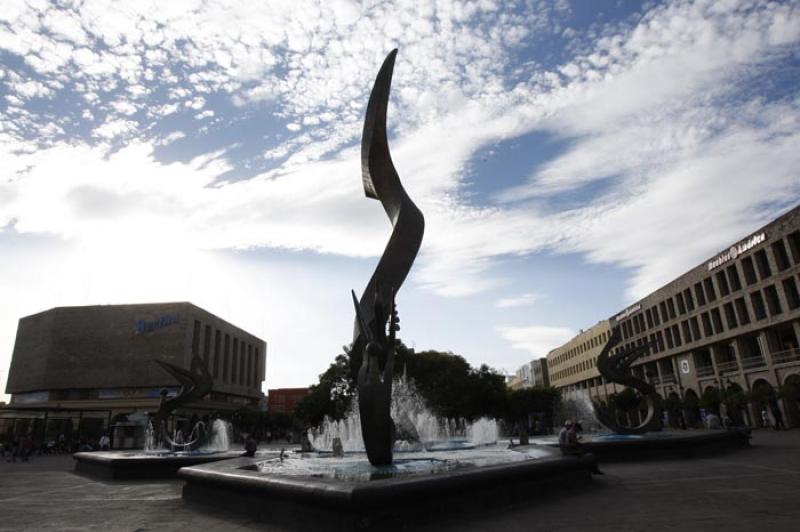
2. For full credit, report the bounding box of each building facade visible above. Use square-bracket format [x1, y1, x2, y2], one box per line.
[557, 206, 800, 426]
[2, 302, 266, 445]
[267, 388, 310, 414]
[531, 358, 550, 387]
[546, 321, 611, 391]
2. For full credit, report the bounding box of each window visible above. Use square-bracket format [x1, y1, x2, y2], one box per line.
[690, 317, 701, 340]
[764, 285, 782, 316]
[192, 320, 201, 355]
[676, 293, 686, 315]
[755, 249, 772, 279]
[656, 331, 665, 351]
[659, 301, 668, 322]
[723, 302, 738, 329]
[646, 308, 654, 329]
[750, 291, 767, 320]
[772, 240, 791, 271]
[681, 320, 692, 343]
[788, 231, 800, 264]
[223, 334, 230, 381]
[726, 265, 742, 292]
[633, 317, 641, 335]
[684, 288, 695, 311]
[716, 271, 730, 297]
[672, 324, 682, 347]
[203, 325, 211, 362]
[734, 297, 750, 325]
[652, 306, 661, 325]
[701, 312, 713, 337]
[638, 314, 646, 332]
[665, 328, 674, 349]
[667, 299, 676, 320]
[231, 338, 239, 383]
[741, 256, 758, 285]
[782, 277, 800, 310]
[694, 282, 706, 306]
[704, 278, 717, 302]
[239, 342, 246, 386]
[213, 330, 221, 378]
[710, 307, 724, 334]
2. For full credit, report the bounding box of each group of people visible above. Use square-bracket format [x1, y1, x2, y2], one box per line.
[1, 434, 35, 462]
[761, 399, 786, 430]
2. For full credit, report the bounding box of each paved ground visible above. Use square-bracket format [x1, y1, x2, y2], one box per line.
[1, 430, 798, 531]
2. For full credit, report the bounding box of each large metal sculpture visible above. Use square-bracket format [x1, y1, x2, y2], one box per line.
[352, 49, 425, 466]
[595, 329, 662, 434]
[151, 355, 213, 449]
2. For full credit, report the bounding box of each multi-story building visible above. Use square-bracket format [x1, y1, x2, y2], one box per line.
[546, 321, 611, 393]
[1, 302, 266, 445]
[557, 205, 800, 426]
[267, 388, 311, 414]
[531, 358, 550, 387]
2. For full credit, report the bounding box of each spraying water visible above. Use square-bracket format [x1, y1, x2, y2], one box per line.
[308, 374, 498, 452]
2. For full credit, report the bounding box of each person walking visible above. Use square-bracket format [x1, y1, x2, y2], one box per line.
[769, 399, 785, 430]
[20, 434, 33, 462]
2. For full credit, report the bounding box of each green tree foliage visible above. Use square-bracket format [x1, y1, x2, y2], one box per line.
[395, 348, 507, 420]
[506, 386, 560, 424]
[294, 353, 354, 426]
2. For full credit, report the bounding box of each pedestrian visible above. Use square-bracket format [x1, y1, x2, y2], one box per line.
[558, 420, 572, 449]
[769, 400, 785, 430]
[760, 408, 770, 429]
[99, 433, 111, 451]
[20, 434, 33, 462]
[242, 434, 257, 458]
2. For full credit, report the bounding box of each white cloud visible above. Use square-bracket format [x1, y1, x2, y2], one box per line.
[496, 292, 544, 309]
[497, 325, 576, 359]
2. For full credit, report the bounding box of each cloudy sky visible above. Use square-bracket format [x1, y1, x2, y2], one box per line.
[1, 0, 799, 399]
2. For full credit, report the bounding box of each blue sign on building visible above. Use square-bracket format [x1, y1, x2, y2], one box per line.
[135, 315, 179, 334]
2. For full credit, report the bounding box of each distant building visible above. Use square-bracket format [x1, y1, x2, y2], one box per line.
[1, 302, 266, 445]
[551, 205, 800, 427]
[531, 358, 550, 387]
[267, 388, 310, 414]
[546, 321, 611, 393]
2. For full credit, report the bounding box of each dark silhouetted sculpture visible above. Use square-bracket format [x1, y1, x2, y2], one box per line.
[595, 329, 662, 434]
[352, 49, 425, 466]
[152, 355, 213, 448]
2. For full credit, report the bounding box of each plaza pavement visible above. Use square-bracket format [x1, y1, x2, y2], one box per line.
[1, 430, 798, 531]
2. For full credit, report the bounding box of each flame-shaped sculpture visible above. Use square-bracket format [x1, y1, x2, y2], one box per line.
[352, 49, 425, 466]
[595, 329, 662, 434]
[152, 355, 213, 448]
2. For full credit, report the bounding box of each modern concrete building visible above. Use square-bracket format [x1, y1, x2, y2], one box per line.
[546, 321, 611, 392]
[510, 358, 551, 389]
[1, 302, 266, 445]
[559, 205, 800, 426]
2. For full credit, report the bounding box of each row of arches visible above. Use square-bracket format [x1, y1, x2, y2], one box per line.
[662, 373, 800, 428]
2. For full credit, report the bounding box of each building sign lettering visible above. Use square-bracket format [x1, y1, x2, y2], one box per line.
[615, 303, 641, 322]
[136, 315, 179, 334]
[707, 232, 766, 271]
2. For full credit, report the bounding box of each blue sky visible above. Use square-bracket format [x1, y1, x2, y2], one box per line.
[1, 0, 799, 398]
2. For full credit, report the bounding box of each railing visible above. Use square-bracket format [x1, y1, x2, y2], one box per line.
[696, 365, 715, 378]
[741, 356, 767, 370]
[660, 374, 676, 384]
[771, 348, 800, 365]
[716, 360, 739, 374]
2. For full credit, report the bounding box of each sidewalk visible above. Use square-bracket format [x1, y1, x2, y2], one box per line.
[0, 429, 798, 531]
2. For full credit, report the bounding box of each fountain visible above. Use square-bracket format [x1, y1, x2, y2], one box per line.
[179, 49, 597, 530]
[73, 353, 242, 479]
[534, 330, 750, 460]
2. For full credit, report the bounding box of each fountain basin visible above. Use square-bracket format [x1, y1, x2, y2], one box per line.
[180, 445, 596, 531]
[533, 428, 750, 462]
[73, 450, 243, 480]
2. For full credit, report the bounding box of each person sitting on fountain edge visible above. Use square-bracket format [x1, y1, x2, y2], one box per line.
[242, 434, 257, 458]
[559, 420, 603, 475]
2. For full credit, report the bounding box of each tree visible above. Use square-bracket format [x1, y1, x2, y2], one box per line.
[294, 353, 354, 426]
[506, 386, 559, 427]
